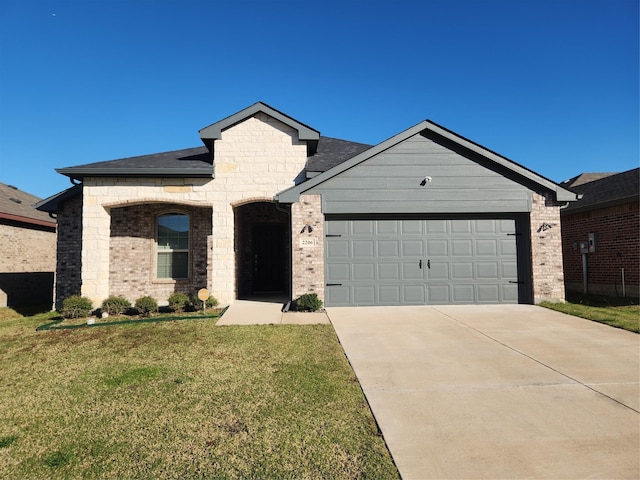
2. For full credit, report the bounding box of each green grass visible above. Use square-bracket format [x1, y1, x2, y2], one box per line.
[0, 307, 399, 479]
[540, 294, 639, 333]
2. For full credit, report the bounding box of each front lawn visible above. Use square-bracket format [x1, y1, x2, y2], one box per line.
[540, 294, 639, 333]
[0, 308, 399, 479]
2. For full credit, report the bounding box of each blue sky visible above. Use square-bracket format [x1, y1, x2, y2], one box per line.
[0, 0, 637, 199]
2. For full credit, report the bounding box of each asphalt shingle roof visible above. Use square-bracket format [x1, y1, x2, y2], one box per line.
[306, 136, 372, 174]
[0, 182, 56, 227]
[57, 147, 213, 178]
[561, 168, 639, 213]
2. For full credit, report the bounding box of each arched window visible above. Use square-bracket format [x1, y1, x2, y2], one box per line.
[157, 213, 189, 279]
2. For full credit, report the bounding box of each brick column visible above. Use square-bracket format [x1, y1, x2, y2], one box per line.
[530, 193, 566, 302]
[290, 194, 325, 301]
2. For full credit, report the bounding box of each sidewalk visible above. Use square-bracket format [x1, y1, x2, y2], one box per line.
[216, 299, 329, 325]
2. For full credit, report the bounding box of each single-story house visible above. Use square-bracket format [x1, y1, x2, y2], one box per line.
[560, 168, 639, 298]
[0, 182, 56, 308]
[37, 102, 579, 308]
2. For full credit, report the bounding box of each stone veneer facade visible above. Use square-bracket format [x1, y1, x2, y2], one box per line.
[76, 113, 308, 307]
[54, 110, 570, 308]
[529, 192, 566, 303]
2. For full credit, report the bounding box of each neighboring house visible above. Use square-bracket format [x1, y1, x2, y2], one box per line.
[0, 182, 57, 308]
[37, 102, 578, 309]
[560, 168, 639, 298]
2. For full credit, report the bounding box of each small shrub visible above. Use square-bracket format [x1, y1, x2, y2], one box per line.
[205, 295, 219, 308]
[134, 296, 158, 316]
[101, 295, 131, 315]
[168, 292, 191, 312]
[61, 295, 93, 319]
[295, 293, 323, 312]
[190, 294, 219, 310]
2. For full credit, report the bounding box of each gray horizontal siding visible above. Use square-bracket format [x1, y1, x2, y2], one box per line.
[308, 134, 532, 214]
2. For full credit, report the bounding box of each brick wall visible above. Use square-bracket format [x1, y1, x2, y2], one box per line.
[55, 193, 83, 308]
[291, 194, 325, 300]
[0, 222, 56, 273]
[529, 193, 566, 302]
[561, 201, 639, 297]
[109, 203, 212, 304]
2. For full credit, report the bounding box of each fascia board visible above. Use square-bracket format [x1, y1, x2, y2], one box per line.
[56, 167, 214, 178]
[199, 102, 320, 141]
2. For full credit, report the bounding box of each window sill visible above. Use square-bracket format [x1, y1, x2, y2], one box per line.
[152, 278, 190, 284]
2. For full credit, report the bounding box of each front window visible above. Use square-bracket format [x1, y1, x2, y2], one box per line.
[157, 213, 189, 279]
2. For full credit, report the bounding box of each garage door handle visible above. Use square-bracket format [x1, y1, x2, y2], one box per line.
[509, 281, 524, 284]
[326, 283, 343, 286]
[419, 259, 422, 269]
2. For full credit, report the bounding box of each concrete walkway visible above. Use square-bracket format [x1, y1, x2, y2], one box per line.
[217, 299, 329, 325]
[328, 305, 639, 479]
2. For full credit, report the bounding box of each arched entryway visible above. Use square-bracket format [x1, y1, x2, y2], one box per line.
[234, 201, 290, 299]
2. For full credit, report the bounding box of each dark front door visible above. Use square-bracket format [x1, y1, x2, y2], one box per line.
[252, 224, 286, 293]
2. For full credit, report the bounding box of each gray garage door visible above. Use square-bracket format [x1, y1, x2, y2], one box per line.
[325, 218, 520, 306]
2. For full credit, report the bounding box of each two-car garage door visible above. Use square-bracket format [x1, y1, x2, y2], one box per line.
[325, 218, 521, 306]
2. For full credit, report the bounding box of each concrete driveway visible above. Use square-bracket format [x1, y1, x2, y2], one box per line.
[327, 305, 639, 479]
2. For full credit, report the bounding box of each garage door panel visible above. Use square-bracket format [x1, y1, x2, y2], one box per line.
[500, 238, 517, 255]
[426, 239, 448, 256]
[377, 220, 399, 234]
[402, 262, 424, 280]
[452, 239, 473, 256]
[475, 239, 497, 256]
[327, 220, 350, 235]
[378, 263, 400, 280]
[325, 218, 521, 306]
[426, 220, 447, 234]
[353, 263, 375, 281]
[402, 239, 424, 256]
[502, 284, 519, 302]
[427, 284, 450, 303]
[452, 262, 473, 279]
[326, 285, 350, 306]
[428, 262, 449, 281]
[502, 261, 518, 279]
[475, 219, 497, 233]
[403, 285, 426, 304]
[353, 220, 375, 235]
[378, 240, 399, 256]
[453, 284, 475, 303]
[354, 286, 375, 304]
[402, 220, 423, 234]
[451, 220, 472, 233]
[379, 286, 401, 304]
[327, 263, 350, 282]
[477, 262, 499, 279]
[353, 240, 375, 257]
[327, 240, 349, 258]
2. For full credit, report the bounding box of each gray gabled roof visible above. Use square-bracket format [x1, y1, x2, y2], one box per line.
[35, 184, 82, 214]
[56, 146, 213, 181]
[199, 101, 320, 155]
[277, 119, 579, 203]
[560, 168, 639, 214]
[0, 182, 57, 227]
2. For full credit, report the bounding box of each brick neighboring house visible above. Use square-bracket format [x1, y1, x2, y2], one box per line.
[37, 102, 579, 309]
[0, 182, 57, 308]
[560, 168, 639, 298]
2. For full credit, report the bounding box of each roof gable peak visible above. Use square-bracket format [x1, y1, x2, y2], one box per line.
[199, 101, 320, 155]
